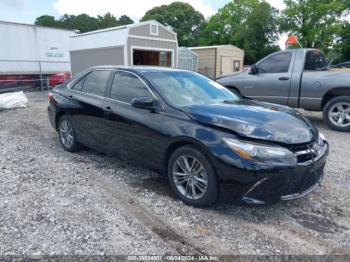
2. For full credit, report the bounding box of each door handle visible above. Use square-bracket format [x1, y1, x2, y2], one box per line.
[278, 77, 289, 80]
[105, 106, 112, 112]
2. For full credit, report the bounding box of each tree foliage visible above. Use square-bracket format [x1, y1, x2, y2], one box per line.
[141, 2, 205, 46]
[333, 22, 350, 62]
[34, 13, 134, 33]
[199, 0, 280, 64]
[281, 0, 349, 55]
[33, 0, 350, 64]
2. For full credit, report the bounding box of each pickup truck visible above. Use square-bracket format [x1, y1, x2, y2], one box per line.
[217, 48, 350, 132]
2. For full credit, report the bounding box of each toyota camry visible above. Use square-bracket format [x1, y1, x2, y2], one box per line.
[48, 66, 328, 207]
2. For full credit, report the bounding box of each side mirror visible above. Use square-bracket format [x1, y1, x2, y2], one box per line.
[249, 64, 258, 74]
[131, 96, 155, 110]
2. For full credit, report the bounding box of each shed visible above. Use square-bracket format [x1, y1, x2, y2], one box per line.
[178, 47, 198, 71]
[189, 45, 244, 79]
[70, 20, 178, 75]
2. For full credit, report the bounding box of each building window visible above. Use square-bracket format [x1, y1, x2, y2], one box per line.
[234, 60, 241, 71]
[159, 51, 171, 67]
[150, 23, 158, 36]
[180, 58, 193, 70]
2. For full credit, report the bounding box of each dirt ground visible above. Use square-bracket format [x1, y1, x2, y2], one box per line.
[0, 91, 349, 256]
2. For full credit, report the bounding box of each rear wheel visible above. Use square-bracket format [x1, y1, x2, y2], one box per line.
[323, 96, 350, 132]
[168, 146, 219, 207]
[58, 115, 81, 152]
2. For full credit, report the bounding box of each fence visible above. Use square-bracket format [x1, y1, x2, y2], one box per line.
[0, 60, 71, 93]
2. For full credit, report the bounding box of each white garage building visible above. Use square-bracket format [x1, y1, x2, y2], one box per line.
[70, 20, 178, 75]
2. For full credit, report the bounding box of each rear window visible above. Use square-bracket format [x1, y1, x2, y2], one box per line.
[81, 70, 111, 97]
[304, 51, 327, 70]
[71, 78, 84, 91]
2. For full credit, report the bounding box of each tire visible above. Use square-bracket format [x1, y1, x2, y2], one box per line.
[168, 145, 219, 207]
[227, 87, 241, 97]
[323, 96, 350, 132]
[58, 115, 81, 152]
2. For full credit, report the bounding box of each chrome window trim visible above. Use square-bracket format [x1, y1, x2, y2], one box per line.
[113, 69, 157, 100]
[111, 69, 165, 110]
[104, 96, 131, 106]
[67, 68, 112, 90]
[66, 68, 164, 110]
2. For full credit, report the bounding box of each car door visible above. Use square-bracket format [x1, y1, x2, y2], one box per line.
[243, 52, 293, 105]
[68, 69, 112, 151]
[102, 70, 168, 170]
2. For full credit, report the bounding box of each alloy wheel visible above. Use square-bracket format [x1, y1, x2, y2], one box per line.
[59, 119, 74, 148]
[173, 155, 208, 200]
[328, 102, 350, 128]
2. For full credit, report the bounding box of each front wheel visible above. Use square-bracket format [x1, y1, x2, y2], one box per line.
[323, 96, 350, 132]
[168, 146, 219, 207]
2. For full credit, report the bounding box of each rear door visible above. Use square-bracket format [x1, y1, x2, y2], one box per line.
[103, 70, 167, 170]
[68, 69, 112, 150]
[243, 52, 293, 105]
[299, 50, 328, 109]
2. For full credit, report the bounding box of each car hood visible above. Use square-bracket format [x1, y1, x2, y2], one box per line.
[182, 100, 318, 144]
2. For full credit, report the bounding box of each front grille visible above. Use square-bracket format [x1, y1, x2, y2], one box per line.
[288, 140, 319, 163]
[281, 165, 324, 196]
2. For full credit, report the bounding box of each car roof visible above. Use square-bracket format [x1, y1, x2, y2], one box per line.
[89, 65, 190, 73]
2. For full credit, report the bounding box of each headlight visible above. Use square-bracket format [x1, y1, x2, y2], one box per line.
[223, 138, 297, 165]
[318, 132, 326, 143]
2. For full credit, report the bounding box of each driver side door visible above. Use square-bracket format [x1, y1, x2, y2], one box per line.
[102, 70, 167, 171]
[243, 52, 293, 105]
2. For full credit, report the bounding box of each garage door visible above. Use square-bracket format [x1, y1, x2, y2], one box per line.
[133, 50, 172, 67]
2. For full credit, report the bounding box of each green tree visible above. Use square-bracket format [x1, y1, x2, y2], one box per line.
[334, 22, 350, 63]
[97, 13, 119, 28]
[97, 13, 133, 28]
[118, 15, 134, 26]
[141, 1, 205, 46]
[67, 14, 99, 32]
[34, 13, 133, 33]
[34, 15, 59, 27]
[281, 0, 349, 52]
[199, 0, 280, 64]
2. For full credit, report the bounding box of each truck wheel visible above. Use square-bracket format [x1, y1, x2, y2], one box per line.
[227, 87, 241, 98]
[323, 96, 350, 132]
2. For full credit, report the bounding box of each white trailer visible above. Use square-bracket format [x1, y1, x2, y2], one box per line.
[0, 21, 77, 92]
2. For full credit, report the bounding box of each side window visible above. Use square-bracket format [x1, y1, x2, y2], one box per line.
[304, 51, 327, 70]
[110, 71, 151, 103]
[71, 77, 84, 91]
[81, 70, 111, 97]
[258, 53, 292, 73]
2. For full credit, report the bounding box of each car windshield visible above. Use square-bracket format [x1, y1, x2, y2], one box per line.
[143, 70, 239, 107]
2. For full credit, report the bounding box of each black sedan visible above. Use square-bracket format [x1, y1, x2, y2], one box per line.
[48, 66, 328, 207]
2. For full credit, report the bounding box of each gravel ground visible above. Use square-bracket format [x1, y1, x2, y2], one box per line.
[0, 91, 349, 256]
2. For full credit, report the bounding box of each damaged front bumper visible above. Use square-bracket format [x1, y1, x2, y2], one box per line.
[239, 141, 329, 205]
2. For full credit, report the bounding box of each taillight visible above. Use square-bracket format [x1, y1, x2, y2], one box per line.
[48, 92, 53, 101]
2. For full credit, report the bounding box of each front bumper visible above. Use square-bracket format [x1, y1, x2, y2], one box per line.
[219, 141, 329, 205]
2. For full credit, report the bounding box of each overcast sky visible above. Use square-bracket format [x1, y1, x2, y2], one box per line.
[0, 0, 287, 47]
